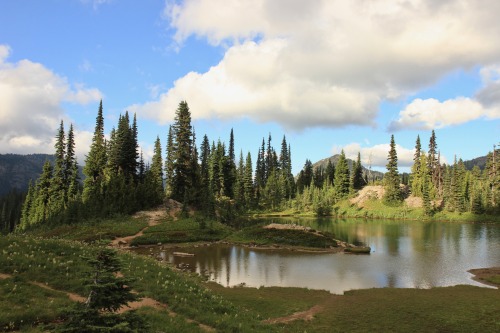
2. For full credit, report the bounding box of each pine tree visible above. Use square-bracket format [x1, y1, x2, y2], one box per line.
[60, 248, 146, 332]
[325, 159, 335, 186]
[234, 150, 246, 208]
[165, 125, 174, 197]
[150, 136, 164, 201]
[384, 135, 402, 205]
[65, 124, 77, 201]
[19, 180, 35, 229]
[351, 152, 365, 190]
[410, 135, 422, 197]
[50, 121, 67, 218]
[334, 151, 350, 199]
[171, 101, 194, 202]
[427, 130, 440, 192]
[244, 152, 254, 208]
[33, 161, 53, 224]
[83, 100, 107, 205]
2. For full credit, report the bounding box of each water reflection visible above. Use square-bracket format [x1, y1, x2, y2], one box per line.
[136, 219, 500, 294]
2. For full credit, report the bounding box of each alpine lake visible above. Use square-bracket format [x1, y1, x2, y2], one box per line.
[133, 218, 500, 294]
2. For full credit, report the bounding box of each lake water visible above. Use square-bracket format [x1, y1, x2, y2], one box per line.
[137, 218, 500, 294]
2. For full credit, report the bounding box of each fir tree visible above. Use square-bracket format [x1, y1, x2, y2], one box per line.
[325, 159, 335, 187]
[244, 152, 254, 208]
[60, 248, 146, 332]
[65, 124, 77, 201]
[150, 136, 164, 200]
[50, 121, 66, 216]
[165, 125, 174, 197]
[410, 135, 423, 197]
[171, 101, 194, 202]
[83, 100, 107, 205]
[351, 152, 365, 190]
[334, 151, 350, 199]
[384, 135, 402, 205]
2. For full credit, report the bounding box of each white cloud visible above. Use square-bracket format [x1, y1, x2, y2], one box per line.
[132, 0, 500, 130]
[390, 63, 500, 130]
[0, 45, 103, 155]
[333, 142, 415, 168]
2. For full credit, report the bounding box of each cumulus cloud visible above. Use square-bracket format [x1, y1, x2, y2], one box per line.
[131, 0, 500, 129]
[0, 45, 103, 155]
[390, 64, 500, 130]
[333, 142, 415, 168]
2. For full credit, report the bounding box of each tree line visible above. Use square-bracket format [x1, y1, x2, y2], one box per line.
[13, 101, 500, 231]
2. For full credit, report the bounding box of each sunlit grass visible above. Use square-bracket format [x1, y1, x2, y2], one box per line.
[22, 215, 149, 242]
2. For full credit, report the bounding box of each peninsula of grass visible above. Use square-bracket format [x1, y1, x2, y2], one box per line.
[130, 216, 232, 246]
[226, 225, 338, 249]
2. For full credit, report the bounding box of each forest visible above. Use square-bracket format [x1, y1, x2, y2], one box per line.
[1, 100, 499, 233]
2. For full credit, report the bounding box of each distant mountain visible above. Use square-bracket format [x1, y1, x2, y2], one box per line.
[463, 155, 488, 171]
[0, 154, 56, 196]
[310, 154, 384, 181]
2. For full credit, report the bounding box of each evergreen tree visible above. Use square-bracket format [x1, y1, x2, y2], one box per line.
[410, 135, 423, 197]
[325, 159, 335, 187]
[313, 166, 324, 188]
[165, 126, 174, 197]
[60, 248, 146, 332]
[83, 101, 107, 205]
[244, 152, 254, 208]
[351, 152, 365, 190]
[65, 124, 78, 202]
[234, 150, 246, 208]
[384, 135, 402, 205]
[19, 180, 34, 229]
[171, 101, 194, 202]
[334, 151, 350, 199]
[33, 161, 53, 224]
[150, 136, 164, 201]
[50, 121, 66, 216]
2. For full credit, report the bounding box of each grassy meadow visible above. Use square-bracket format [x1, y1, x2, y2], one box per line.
[1, 212, 498, 332]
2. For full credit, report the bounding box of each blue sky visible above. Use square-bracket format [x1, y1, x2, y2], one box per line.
[1, 0, 499, 173]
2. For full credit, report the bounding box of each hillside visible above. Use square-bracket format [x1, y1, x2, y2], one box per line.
[311, 154, 384, 181]
[463, 155, 487, 170]
[0, 154, 56, 196]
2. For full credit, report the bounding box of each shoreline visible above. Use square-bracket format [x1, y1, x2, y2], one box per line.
[468, 267, 500, 288]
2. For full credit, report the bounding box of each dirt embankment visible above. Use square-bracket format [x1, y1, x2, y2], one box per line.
[350, 185, 426, 208]
[350, 186, 385, 207]
[468, 267, 500, 288]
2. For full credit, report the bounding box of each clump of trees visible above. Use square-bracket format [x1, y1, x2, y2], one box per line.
[408, 130, 499, 215]
[19, 102, 164, 230]
[16, 100, 500, 230]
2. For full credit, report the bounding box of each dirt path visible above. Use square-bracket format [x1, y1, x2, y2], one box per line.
[111, 202, 182, 247]
[263, 304, 324, 324]
[468, 267, 500, 288]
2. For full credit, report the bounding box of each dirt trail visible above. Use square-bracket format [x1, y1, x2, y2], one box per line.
[111, 201, 183, 247]
[111, 208, 164, 247]
[264, 304, 324, 324]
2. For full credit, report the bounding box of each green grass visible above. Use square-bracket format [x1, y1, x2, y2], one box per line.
[0, 235, 275, 332]
[22, 215, 149, 242]
[0, 277, 74, 332]
[283, 286, 500, 333]
[227, 225, 338, 248]
[131, 217, 232, 246]
[328, 199, 500, 223]
[2, 214, 500, 332]
[207, 283, 331, 320]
